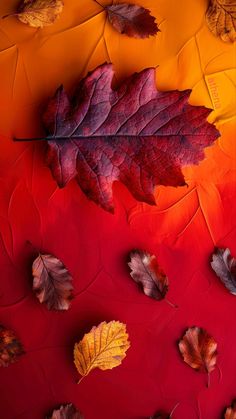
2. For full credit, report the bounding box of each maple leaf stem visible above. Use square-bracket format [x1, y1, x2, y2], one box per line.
[165, 298, 178, 309]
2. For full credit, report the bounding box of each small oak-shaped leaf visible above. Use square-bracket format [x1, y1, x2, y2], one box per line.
[128, 250, 173, 304]
[6, 0, 64, 28]
[48, 403, 83, 419]
[32, 253, 73, 311]
[105, 3, 158, 38]
[206, 0, 236, 42]
[74, 321, 130, 382]
[0, 325, 24, 367]
[36, 64, 219, 212]
[179, 327, 217, 387]
[225, 400, 236, 419]
[211, 247, 236, 294]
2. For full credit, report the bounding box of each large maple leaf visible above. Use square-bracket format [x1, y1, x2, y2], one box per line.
[40, 64, 219, 212]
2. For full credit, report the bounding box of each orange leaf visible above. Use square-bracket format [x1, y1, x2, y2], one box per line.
[206, 0, 236, 43]
[74, 321, 130, 382]
[179, 326, 217, 387]
[4, 0, 64, 28]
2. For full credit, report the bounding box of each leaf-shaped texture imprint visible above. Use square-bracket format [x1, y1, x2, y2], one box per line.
[32, 253, 74, 310]
[206, 0, 236, 42]
[40, 64, 219, 212]
[74, 321, 130, 381]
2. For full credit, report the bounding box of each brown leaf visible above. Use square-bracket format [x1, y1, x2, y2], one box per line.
[179, 327, 217, 387]
[150, 413, 169, 419]
[104, 3, 158, 38]
[206, 0, 236, 42]
[5, 0, 64, 28]
[211, 247, 236, 295]
[0, 325, 24, 367]
[74, 321, 130, 382]
[225, 400, 236, 419]
[128, 250, 171, 302]
[32, 253, 73, 310]
[48, 403, 83, 419]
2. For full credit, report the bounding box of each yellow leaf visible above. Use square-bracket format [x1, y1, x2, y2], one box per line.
[74, 321, 130, 382]
[206, 0, 236, 43]
[16, 0, 64, 28]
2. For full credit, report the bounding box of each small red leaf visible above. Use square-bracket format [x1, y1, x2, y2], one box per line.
[0, 325, 24, 367]
[225, 400, 236, 419]
[179, 327, 217, 387]
[211, 247, 236, 295]
[105, 3, 158, 38]
[128, 250, 168, 300]
[32, 253, 74, 311]
[48, 403, 83, 419]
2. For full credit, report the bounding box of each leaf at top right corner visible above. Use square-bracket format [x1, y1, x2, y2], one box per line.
[211, 247, 236, 294]
[206, 0, 236, 43]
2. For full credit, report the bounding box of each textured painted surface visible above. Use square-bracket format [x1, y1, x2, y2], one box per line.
[0, 0, 235, 418]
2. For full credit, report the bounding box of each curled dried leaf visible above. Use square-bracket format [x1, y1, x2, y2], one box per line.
[225, 400, 236, 419]
[105, 3, 158, 38]
[32, 253, 73, 311]
[179, 327, 217, 387]
[4, 0, 64, 28]
[48, 403, 83, 419]
[211, 247, 236, 294]
[74, 321, 130, 382]
[0, 325, 24, 367]
[206, 0, 236, 42]
[128, 250, 169, 300]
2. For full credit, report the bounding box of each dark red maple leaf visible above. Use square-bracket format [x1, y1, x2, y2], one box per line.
[20, 64, 219, 212]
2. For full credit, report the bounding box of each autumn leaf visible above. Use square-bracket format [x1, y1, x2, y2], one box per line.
[179, 327, 217, 387]
[32, 253, 73, 310]
[100, 2, 158, 38]
[211, 247, 236, 294]
[0, 325, 24, 367]
[206, 0, 236, 42]
[128, 250, 176, 307]
[3, 0, 64, 28]
[19, 63, 219, 212]
[225, 400, 236, 419]
[48, 403, 83, 419]
[150, 412, 169, 419]
[74, 321, 130, 383]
